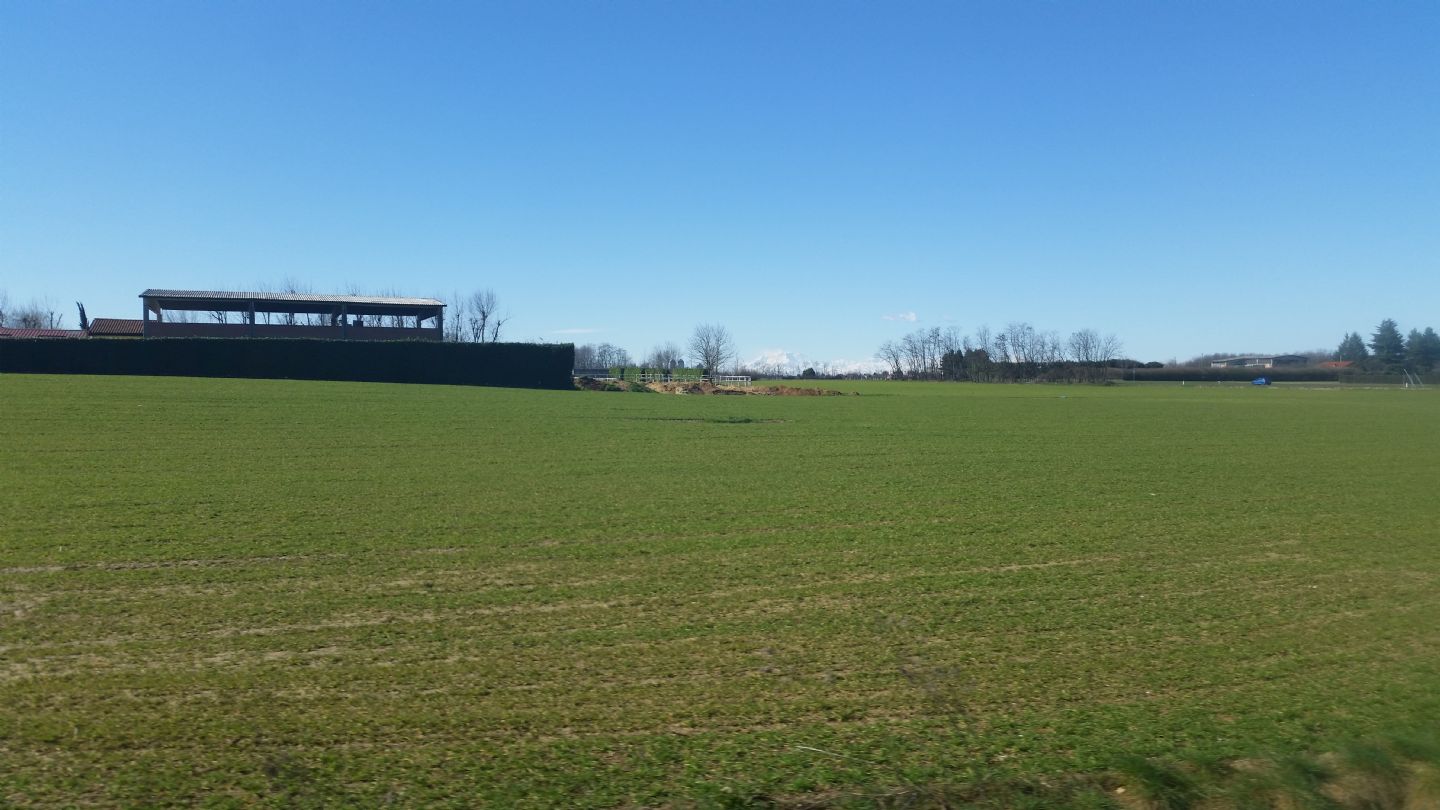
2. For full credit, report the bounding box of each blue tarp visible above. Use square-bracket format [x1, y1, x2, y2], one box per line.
[1253, 377, 1271, 385]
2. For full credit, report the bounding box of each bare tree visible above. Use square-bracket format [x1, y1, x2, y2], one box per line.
[1097, 332, 1123, 364]
[12, 299, 65, 329]
[0, 290, 8, 327]
[971, 325, 988, 354]
[573, 343, 599, 368]
[644, 341, 684, 370]
[441, 291, 467, 341]
[1042, 330, 1065, 364]
[1068, 328, 1123, 364]
[875, 340, 905, 378]
[992, 332, 1010, 365]
[593, 343, 631, 368]
[938, 326, 964, 356]
[688, 323, 735, 373]
[881, 327, 967, 378]
[466, 288, 508, 343]
[1004, 322, 1037, 364]
[1068, 328, 1100, 363]
[900, 331, 928, 377]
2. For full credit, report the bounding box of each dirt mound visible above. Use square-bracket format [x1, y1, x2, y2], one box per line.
[643, 381, 853, 396]
[575, 376, 637, 392]
[644, 381, 741, 395]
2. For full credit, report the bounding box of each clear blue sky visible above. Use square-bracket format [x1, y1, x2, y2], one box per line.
[3, 1, 1437, 367]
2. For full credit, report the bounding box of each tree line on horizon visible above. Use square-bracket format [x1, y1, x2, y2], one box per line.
[573, 324, 737, 374]
[1335, 318, 1439, 372]
[0, 291, 69, 330]
[6, 285, 1435, 379]
[873, 324, 1149, 382]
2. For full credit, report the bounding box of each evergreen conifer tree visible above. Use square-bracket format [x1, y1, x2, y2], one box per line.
[1405, 326, 1440, 371]
[1337, 332, 1368, 362]
[1369, 319, 1405, 366]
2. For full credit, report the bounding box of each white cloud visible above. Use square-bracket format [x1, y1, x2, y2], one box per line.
[883, 311, 918, 322]
[552, 327, 601, 334]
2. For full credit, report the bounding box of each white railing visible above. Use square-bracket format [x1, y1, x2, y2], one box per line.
[632, 373, 706, 383]
[713, 375, 752, 387]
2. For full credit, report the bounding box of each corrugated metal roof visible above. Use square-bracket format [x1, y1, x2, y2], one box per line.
[1213, 355, 1307, 363]
[141, 289, 445, 307]
[88, 318, 144, 335]
[0, 328, 87, 339]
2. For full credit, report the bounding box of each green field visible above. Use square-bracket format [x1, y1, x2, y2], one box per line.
[2, 375, 1437, 807]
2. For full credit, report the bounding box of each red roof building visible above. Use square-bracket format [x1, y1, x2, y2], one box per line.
[87, 318, 144, 337]
[0, 327, 86, 339]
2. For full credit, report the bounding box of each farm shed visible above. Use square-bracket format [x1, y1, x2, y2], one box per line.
[140, 290, 445, 341]
[87, 318, 144, 337]
[0, 328, 86, 339]
[1210, 355, 1308, 368]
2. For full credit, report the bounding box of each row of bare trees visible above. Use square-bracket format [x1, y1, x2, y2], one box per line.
[573, 343, 633, 368]
[0, 291, 67, 330]
[877, 323, 1124, 382]
[574, 324, 736, 373]
[875, 327, 966, 379]
[442, 289, 508, 343]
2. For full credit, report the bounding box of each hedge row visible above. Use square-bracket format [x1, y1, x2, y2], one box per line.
[1129, 367, 1341, 382]
[1128, 367, 1438, 384]
[1341, 371, 1439, 385]
[0, 338, 575, 390]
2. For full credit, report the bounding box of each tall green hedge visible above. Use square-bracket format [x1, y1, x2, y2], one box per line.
[1128, 367, 1341, 383]
[0, 338, 575, 390]
[1105, 366, 1440, 384]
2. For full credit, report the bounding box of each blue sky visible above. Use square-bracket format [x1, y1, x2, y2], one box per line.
[2, 1, 1437, 368]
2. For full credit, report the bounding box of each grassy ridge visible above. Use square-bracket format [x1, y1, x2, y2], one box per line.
[1, 376, 1437, 806]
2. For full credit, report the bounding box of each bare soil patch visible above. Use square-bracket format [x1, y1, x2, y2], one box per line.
[644, 381, 853, 396]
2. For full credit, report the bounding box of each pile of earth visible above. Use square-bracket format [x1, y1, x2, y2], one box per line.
[644, 381, 854, 396]
[574, 377, 644, 392]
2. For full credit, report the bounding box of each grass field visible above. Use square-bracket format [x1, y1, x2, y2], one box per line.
[2, 375, 1438, 807]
